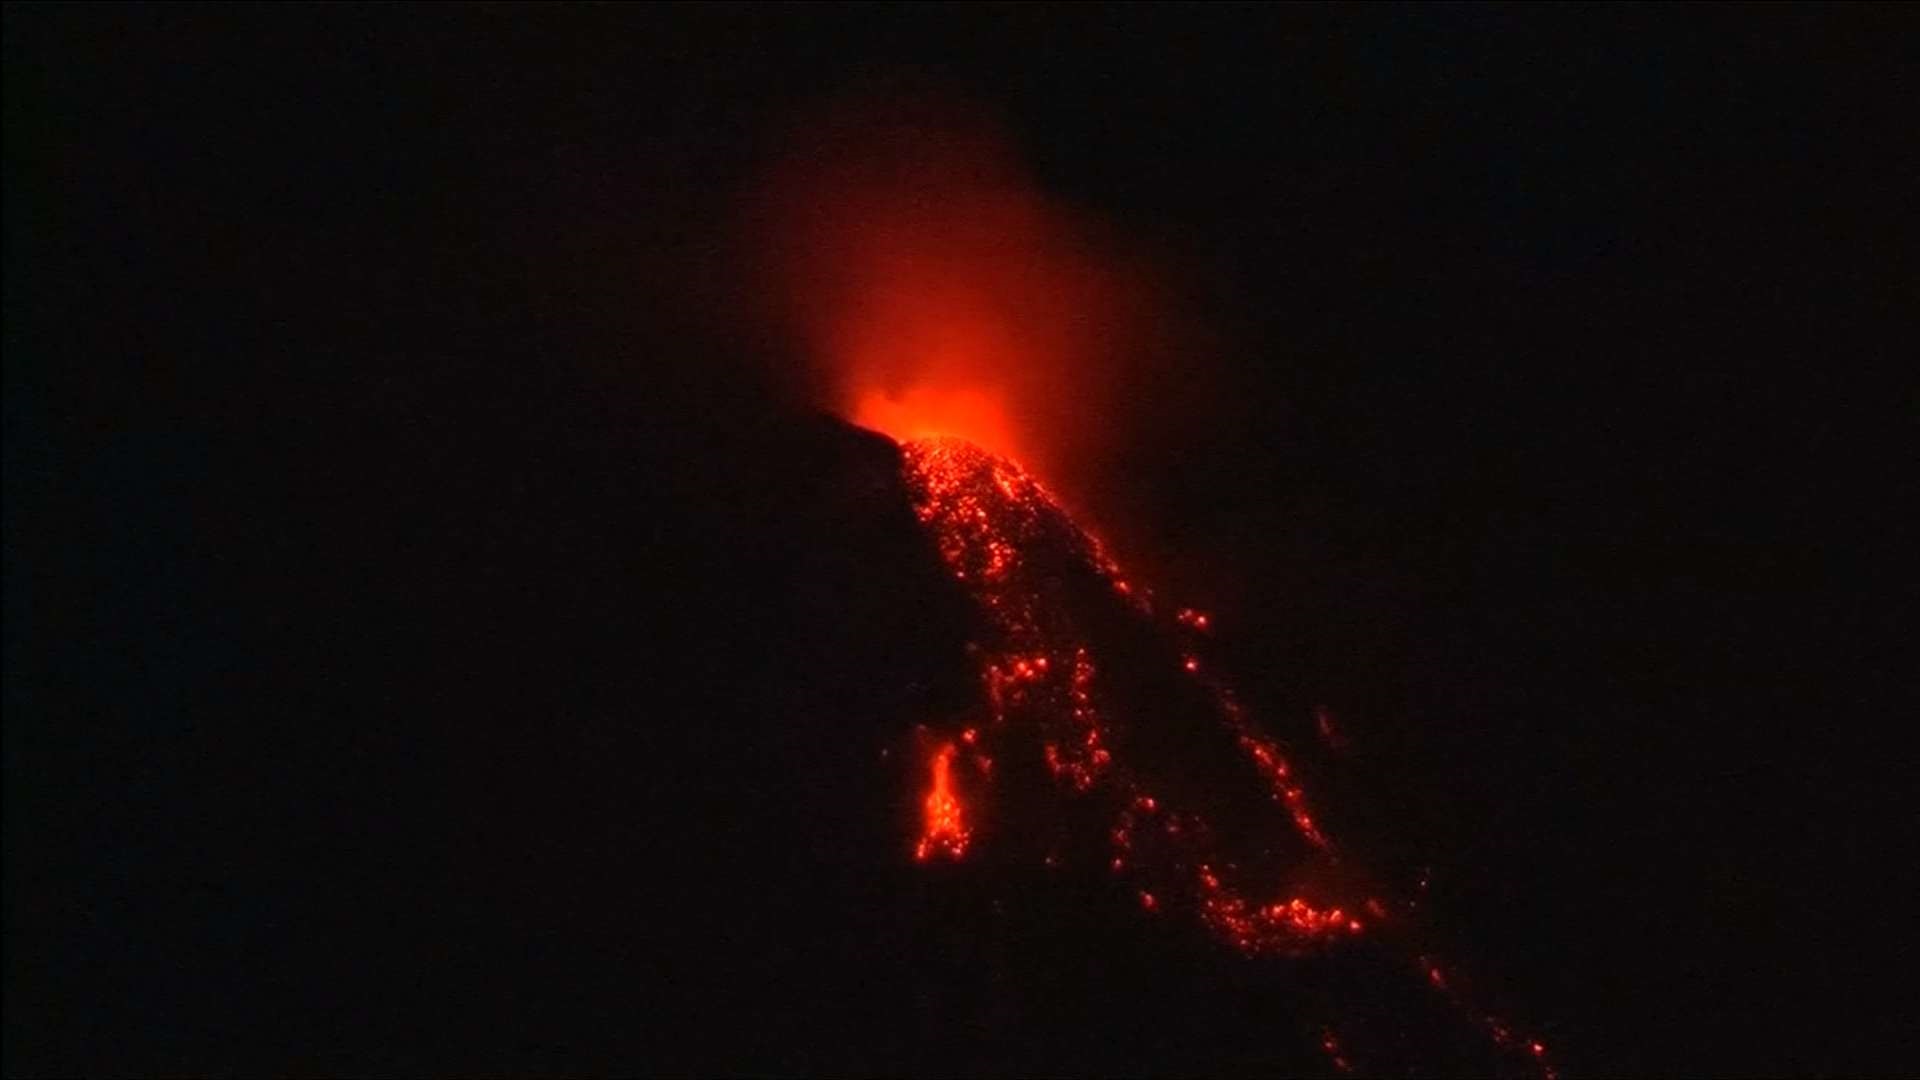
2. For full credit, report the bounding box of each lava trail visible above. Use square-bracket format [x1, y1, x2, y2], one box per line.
[898, 435, 1557, 1077]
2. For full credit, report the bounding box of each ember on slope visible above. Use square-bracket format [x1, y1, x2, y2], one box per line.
[898, 434, 1557, 1078]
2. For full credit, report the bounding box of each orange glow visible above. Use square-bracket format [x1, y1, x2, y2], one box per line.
[754, 98, 1156, 485]
[852, 385, 1021, 464]
[914, 742, 970, 862]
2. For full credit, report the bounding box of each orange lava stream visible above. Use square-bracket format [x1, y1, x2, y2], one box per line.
[895, 435, 1558, 1077]
[901, 436, 1353, 950]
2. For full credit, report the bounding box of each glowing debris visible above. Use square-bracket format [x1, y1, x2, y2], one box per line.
[899, 436, 1348, 949]
[1198, 889, 1366, 953]
[894, 435, 1557, 1077]
[1321, 1026, 1354, 1073]
[914, 742, 970, 862]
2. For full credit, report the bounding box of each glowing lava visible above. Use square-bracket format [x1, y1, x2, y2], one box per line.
[901, 436, 1354, 950]
[894, 434, 1557, 1077]
[915, 742, 970, 862]
[755, 98, 1153, 486]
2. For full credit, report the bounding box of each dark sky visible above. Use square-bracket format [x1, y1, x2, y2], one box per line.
[5, 5, 1913, 1075]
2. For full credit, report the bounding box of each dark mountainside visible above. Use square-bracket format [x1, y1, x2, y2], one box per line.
[3, 400, 1547, 1075]
[6, 6, 1911, 1076]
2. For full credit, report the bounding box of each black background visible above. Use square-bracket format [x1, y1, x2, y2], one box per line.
[5, 5, 1912, 1075]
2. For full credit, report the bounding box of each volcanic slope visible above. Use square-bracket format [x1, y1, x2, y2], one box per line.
[894, 436, 1555, 1078]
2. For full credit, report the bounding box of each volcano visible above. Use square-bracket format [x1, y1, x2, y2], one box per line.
[742, 95, 1553, 1072]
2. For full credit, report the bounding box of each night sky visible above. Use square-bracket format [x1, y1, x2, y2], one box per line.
[5, 5, 1912, 1076]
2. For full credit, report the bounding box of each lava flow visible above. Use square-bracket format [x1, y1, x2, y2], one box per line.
[914, 742, 970, 862]
[896, 435, 1557, 1078]
[903, 437, 1356, 949]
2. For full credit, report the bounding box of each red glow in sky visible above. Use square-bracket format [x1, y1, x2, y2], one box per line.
[755, 96, 1149, 483]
